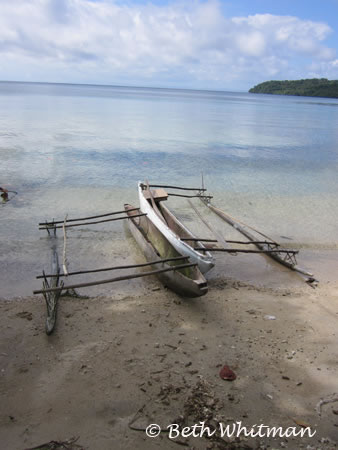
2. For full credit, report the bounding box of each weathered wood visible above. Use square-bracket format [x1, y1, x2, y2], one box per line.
[39, 213, 147, 230]
[126, 202, 208, 296]
[142, 184, 207, 192]
[43, 238, 63, 335]
[181, 237, 280, 245]
[168, 193, 213, 199]
[39, 207, 140, 226]
[37, 256, 190, 279]
[188, 199, 228, 249]
[199, 197, 314, 278]
[144, 180, 167, 222]
[194, 247, 299, 254]
[203, 201, 278, 243]
[33, 262, 197, 295]
[143, 188, 168, 202]
[62, 215, 69, 276]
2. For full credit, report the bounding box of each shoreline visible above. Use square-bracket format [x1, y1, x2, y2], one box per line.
[1, 183, 338, 299]
[1, 270, 337, 449]
[1, 238, 337, 300]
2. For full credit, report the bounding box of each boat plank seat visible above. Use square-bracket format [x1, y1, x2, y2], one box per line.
[144, 188, 168, 203]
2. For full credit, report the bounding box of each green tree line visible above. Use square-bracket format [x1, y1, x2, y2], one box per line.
[249, 79, 338, 98]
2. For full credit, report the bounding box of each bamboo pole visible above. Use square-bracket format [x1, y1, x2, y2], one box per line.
[194, 247, 299, 254]
[39, 207, 140, 226]
[142, 184, 207, 192]
[39, 213, 147, 230]
[33, 262, 197, 295]
[199, 197, 314, 278]
[43, 238, 63, 335]
[168, 193, 213, 199]
[62, 215, 69, 276]
[188, 199, 228, 249]
[181, 237, 280, 245]
[37, 256, 190, 279]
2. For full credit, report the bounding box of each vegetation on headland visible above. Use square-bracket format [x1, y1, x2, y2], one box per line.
[249, 78, 338, 98]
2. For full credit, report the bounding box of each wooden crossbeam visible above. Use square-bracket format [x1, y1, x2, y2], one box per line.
[198, 196, 315, 279]
[34, 262, 197, 295]
[181, 237, 279, 245]
[39, 207, 140, 226]
[39, 213, 147, 230]
[194, 247, 299, 254]
[168, 193, 213, 199]
[37, 256, 190, 279]
[141, 183, 207, 192]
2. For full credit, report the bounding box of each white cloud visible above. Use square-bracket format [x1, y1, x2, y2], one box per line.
[0, 0, 336, 88]
[235, 31, 266, 56]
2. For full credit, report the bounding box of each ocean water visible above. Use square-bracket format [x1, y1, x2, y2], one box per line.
[0, 81, 337, 298]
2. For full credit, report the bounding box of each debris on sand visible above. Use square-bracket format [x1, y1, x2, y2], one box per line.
[219, 365, 237, 381]
[25, 436, 83, 450]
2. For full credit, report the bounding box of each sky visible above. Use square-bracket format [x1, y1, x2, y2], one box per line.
[1, 0, 338, 91]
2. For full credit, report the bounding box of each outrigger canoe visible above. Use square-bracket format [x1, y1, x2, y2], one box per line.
[138, 182, 214, 274]
[125, 204, 208, 297]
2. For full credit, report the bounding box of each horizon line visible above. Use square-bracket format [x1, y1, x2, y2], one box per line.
[0, 79, 249, 94]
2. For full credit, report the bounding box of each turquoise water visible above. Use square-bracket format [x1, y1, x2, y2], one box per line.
[0, 82, 337, 298]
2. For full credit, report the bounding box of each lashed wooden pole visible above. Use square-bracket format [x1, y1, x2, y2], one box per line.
[37, 256, 190, 279]
[168, 193, 213, 199]
[181, 237, 281, 245]
[199, 197, 314, 279]
[39, 207, 140, 226]
[194, 247, 299, 254]
[62, 215, 69, 276]
[34, 262, 197, 295]
[39, 213, 147, 230]
[142, 184, 207, 192]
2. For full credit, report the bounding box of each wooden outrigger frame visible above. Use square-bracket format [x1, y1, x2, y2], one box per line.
[196, 190, 316, 282]
[40, 228, 64, 335]
[140, 182, 315, 281]
[36, 206, 198, 334]
[35, 182, 316, 334]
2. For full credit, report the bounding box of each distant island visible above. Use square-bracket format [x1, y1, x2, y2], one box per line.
[249, 78, 338, 98]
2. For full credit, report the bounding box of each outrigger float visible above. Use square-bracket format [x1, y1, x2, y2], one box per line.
[196, 193, 315, 281]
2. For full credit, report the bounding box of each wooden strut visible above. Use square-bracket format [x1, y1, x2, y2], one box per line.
[37, 256, 190, 279]
[182, 237, 282, 246]
[188, 199, 228, 249]
[62, 215, 69, 276]
[45, 221, 57, 237]
[39, 213, 147, 230]
[145, 180, 166, 223]
[33, 262, 197, 295]
[42, 238, 64, 335]
[168, 193, 213, 199]
[198, 196, 314, 279]
[141, 183, 207, 192]
[39, 207, 140, 226]
[194, 247, 299, 254]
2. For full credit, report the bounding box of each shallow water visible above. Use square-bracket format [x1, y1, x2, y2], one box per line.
[0, 82, 337, 298]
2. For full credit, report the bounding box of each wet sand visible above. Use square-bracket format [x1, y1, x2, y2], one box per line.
[1, 255, 338, 450]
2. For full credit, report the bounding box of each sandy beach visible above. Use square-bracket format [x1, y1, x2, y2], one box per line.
[1, 3, 338, 448]
[1, 256, 338, 450]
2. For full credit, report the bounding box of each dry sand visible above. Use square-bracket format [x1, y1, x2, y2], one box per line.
[1, 261, 338, 450]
